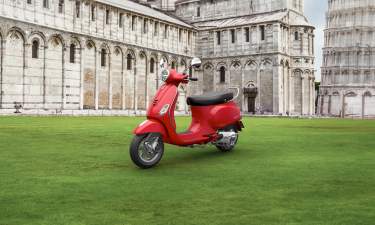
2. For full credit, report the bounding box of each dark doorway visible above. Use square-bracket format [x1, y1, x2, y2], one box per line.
[248, 96, 256, 113]
[244, 84, 258, 114]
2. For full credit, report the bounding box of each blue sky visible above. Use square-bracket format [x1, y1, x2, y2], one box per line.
[304, 0, 328, 81]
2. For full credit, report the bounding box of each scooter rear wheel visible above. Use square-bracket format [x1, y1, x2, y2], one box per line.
[129, 133, 164, 169]
[214, 126, 239, 152]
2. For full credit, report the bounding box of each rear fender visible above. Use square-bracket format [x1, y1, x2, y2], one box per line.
[133, 119, 168, 139]
[235, 120, 245, 131]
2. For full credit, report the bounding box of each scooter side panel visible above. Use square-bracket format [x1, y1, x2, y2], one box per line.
[133, 119, 168, 141]
[189, 102, 241, 130]
[209, 102, 242, 129]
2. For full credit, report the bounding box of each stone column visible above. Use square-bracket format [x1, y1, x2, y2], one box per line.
[275, 62, 282, 114]
[155, 56, 159, 89]
[122, 51, 126, 110]
[318, 94, 323, 115]
[301, 76, 305, 115]
[288, 67, 292, 113]
[95, 49, 99, 110]
[145, 57, 149, 109]
[62, 46, 66, 109]
[328, 95, 332, 115]
[285, 65, 290, 114]
[79, 46, 85, 110]
[256, 67, 261, 111]
[362, 92, 365, 119]
[309, 77, 313, 115]
[43, 45, 47, 108]
[213, 63, 217, 92]
[0, 39, 5, 109]
[22, 41, 26, 106]
[241, 62, 245, 110]
[312, 79, 315, 115]
[108, 52, 112, 110]
[226, 29, 230, 56]
[341, 94, 345, 118]
[133, 59, 137, 112]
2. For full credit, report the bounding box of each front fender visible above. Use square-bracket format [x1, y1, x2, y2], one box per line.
[133, 119, 168, 139]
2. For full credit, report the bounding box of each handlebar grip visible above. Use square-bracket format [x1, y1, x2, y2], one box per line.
[189, 77, 198, 81]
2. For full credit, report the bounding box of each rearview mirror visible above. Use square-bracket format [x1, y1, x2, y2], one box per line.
[191, 58, 201, 68]
[159, 59, 167, 69]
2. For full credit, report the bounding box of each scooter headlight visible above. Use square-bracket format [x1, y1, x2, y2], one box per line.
[161, 69, 170, 82]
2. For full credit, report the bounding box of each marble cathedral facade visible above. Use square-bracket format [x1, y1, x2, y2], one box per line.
[0, 0, 315, 115]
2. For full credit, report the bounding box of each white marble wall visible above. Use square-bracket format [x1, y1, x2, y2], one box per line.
[0, 0, 195, 112]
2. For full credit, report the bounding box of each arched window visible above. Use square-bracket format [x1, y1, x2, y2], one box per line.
[171, 61, 176, 69]
[294, 31, 299, 40]
[101, 49, 106, 67]
[70, 44, 76, 63]
[150, 58, 155, 73]
[58, 0, 64, 13]
[32, 40, 39, 59]
[43, 0, 49, 8]
[220, 66, 226, 83]
[127, 54, 132, 70]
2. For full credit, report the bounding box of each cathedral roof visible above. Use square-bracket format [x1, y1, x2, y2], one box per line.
[192, 11, 288, 29]
[192, 10, 314, 29]
[97, 0, 193, 28]
[289, 10, 312, 27]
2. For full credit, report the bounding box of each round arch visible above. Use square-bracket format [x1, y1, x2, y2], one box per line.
[47, 34, 65, 48]
[203, 62, 214, 71]
[230, 60, 242, 70]
[99, 43, 111, 54]
[85, 39, 96, 50]
[113, 46, 123, 56]
[344, 91, 357, 97]
[138, 50, 147, 60]
[6, 27, 26, 42]
[215, 61, 227, 71]
[69, 36, 82, 48]
[245, 60, 257, 69]
[170, 56, 178, 69]
[260, 58, 273, 68]
[180, 58, 187, 69]
[364, 91, 372, 97]
[149, 52, 158, 62]
[28, 31, 47, 45]
[126, 48, 136, 59]
[161, 54, 169, 64]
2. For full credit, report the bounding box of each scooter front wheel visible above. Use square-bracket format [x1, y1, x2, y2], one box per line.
[129, 133, 164, 169]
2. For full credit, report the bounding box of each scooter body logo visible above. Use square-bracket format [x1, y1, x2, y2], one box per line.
[160, 104, 170, 115]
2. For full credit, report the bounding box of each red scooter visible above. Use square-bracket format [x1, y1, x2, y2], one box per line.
[130, 58, 244, 168]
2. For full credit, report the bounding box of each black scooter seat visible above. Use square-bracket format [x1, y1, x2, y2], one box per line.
[186, 91, 234, 106]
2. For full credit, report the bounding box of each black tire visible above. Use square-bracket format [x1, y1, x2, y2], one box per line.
[129, 133, 164, 169]
[216, 137, 238, 152]
[215, 126, 239, 152]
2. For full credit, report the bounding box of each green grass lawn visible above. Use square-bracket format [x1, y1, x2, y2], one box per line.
[0, 117, 375, 225]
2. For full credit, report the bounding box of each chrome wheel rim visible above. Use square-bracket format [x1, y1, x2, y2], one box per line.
[138, 134, 162, 163]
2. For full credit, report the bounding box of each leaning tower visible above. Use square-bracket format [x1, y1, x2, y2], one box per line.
[318, 0, 375, 118]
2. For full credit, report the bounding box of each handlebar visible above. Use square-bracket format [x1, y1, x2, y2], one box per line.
[182, 73, 198, 82]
